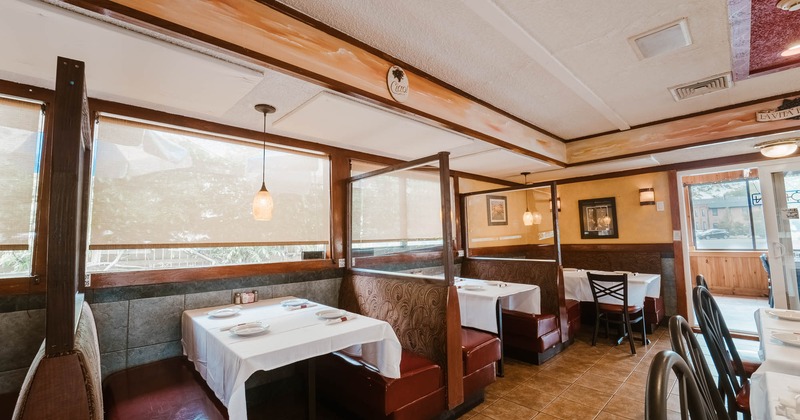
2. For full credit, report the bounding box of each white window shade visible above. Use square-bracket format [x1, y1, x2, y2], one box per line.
[0, 97, 42, 250]
[90, 117, 330, 248]
[351, 161, 448, 243]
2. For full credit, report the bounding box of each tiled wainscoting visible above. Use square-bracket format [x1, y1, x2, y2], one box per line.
[0, 269, 343, 395]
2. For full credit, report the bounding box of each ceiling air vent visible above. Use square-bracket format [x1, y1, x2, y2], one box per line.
[669, 73, 732, 101]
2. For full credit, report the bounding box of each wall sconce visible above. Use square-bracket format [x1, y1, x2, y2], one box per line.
[549, 197, 561, 212]
[639, 188, 656, 206]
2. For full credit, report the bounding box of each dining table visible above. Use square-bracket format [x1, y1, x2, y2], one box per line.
[562, 268, 661, 307]
[455, 277, 540, 376]
[751, 307, 800, 420]
[181, 296, 402, 420]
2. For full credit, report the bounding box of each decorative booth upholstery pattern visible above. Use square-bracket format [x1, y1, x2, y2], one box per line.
[460, 258, 558, 316]
[321, 272, 450, 419]
[13, 302, 103, 420]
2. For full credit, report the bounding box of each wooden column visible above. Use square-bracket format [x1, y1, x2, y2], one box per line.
[668, 170, 688, 318]
[44, 57, 91, 355]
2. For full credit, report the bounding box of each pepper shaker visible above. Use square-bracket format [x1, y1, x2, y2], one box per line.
[253, 290, 259, 302]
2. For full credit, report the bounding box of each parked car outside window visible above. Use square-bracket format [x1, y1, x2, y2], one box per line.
[697, 228, 729, 239]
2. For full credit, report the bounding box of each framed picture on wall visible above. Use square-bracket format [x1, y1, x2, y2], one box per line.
[579, 197, 619, 239]
[486, 195, 508, 226]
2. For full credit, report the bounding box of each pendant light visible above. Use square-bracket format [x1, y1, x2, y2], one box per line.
[253, 104, 276, 221]
[521, 172, 542, 226]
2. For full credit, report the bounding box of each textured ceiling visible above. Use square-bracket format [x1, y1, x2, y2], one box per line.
[3, 0, 800, 182]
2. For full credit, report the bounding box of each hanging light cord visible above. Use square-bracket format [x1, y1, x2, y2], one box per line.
[523, 173, 530, 211]
[261, 111, 266, 188]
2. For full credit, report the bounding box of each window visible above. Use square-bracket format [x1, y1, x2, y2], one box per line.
[350, 161, 451, 258]
[0, 97, 43, 277]
[689, 179, 766, 250]
[87, 117, 330, 272]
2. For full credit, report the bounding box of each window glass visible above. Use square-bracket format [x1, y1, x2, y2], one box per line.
[87, 117, 330, 272]
[0, 97, 42, 277]
[350, 161, 450, 258]
[690, 179, 765, 250]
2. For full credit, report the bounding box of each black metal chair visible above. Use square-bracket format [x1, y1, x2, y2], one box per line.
[666, 315, 728, 419]
[693, 286, 751, 419]
[759, 253, 774, 308]
[587, 272, 647, 354]
[645, 349, 727, 420]
[696, 274, 708, 289]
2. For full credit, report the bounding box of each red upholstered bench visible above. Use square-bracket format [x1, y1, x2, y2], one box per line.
[461, 328, 500, 401]
[501, 310, 561, 365]
[566, 299, 581, 340]
[644, 296, 664, 333]
[103, 357, 227, 420]
[316, 349, 446, 420]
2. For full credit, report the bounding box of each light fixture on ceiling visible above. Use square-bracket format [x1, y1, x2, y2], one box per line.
[520, 172, 542, 226]
[639, 188, 656, 206]
[781, 42, 800, 57]
[253, 104, 276, 221]
[755, 138, 799, 158]
[777, 0, 800, 11]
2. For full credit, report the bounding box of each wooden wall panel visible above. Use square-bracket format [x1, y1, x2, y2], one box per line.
[689, 251, 769, 297]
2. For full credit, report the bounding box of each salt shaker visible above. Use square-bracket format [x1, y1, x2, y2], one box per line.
[253, 290, 259, 302]
[234, 292, 242, 305]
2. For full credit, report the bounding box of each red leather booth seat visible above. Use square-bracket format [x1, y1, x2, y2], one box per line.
[501, 310, 561, 365]
[461, 328, 501, 399]
[566, 299, 581, 340]
[644, 296, 664, 333]
[316, 349, 446, 420]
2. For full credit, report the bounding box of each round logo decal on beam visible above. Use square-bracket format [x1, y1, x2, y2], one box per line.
[387, 65, 409, 102]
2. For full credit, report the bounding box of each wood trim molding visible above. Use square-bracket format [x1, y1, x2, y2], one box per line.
[567, 94, 800, 164]
[90, 259, 339, 289]
[669, 170, 688, 318]
[62, 0, 566, 166]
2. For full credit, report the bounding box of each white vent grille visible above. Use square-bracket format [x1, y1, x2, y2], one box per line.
[670, 73, 732, 101]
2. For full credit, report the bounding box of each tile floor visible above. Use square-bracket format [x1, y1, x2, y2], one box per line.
[461, 327, 680, 420]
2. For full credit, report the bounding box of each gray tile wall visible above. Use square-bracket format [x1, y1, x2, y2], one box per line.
[661, 257, 677, 317]
[0, 276, 342, 396]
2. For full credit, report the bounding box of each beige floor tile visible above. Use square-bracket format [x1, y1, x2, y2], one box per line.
[540, 365, 588, 383]
[504, 384, 559, 411]
[524, 375, 573, 395]
[615, 382, 646, 403]
[626, 370, 649, 387]
[469, 413, 496, 420]
[540, 396, 601, 420]
[481, 398, 539, 420]
[585, 364, 634, 382]
[531, 413, 563, 420]
[486, 377, 522, 396]
[594, 411, 630, 420]
[559, 384, 613, 410]
[573, 372, 624, 394]
[602, 394, 645, 419]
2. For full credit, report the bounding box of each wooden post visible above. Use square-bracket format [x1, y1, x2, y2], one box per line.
[44, 57, 90, 355]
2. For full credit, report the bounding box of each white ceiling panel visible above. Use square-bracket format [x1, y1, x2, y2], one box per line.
[0, 0, 262, 118]
[449, 149, 553, 179]
[273, 92, 474, 159]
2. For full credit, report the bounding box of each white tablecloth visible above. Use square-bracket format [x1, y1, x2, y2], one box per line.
[752, 308, 800, 419]
[752, 371, 800, 420]
[563, 269, 660, 307]
[456, 278, 541, 334]
[182, 296, 402, 420]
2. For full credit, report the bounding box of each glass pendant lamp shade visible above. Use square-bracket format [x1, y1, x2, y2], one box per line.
[253, 182, 274, 221]
[523, 211, 534, 226]
[253, 104, 276, 221]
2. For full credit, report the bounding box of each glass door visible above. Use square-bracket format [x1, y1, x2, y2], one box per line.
[760, 166, 800, 310]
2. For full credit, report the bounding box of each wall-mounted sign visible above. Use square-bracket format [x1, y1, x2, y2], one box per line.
[386, 65, 409, 102]
[756, 97, 800, 122]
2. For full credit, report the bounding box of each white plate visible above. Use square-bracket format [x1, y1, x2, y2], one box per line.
[772, 331, 800, 347]
[316, 309, 346, 319]
[767, 310, 800, 322]
[230, 322, 269, 336]
[208, 306, 241, 318]
[281, 298, 309, 307]
[463, 285, 485, 291]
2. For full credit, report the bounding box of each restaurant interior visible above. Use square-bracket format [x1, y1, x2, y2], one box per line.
[2, 1, 800, 419]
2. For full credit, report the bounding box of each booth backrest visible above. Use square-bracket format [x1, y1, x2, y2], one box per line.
[561, 251, 662, 275]
[339, 272, 449, 368]
[13, 302, 103, 420]
[460, 258, 559, 316]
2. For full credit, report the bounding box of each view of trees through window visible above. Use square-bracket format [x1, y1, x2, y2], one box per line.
[689, 179, 767, 250]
